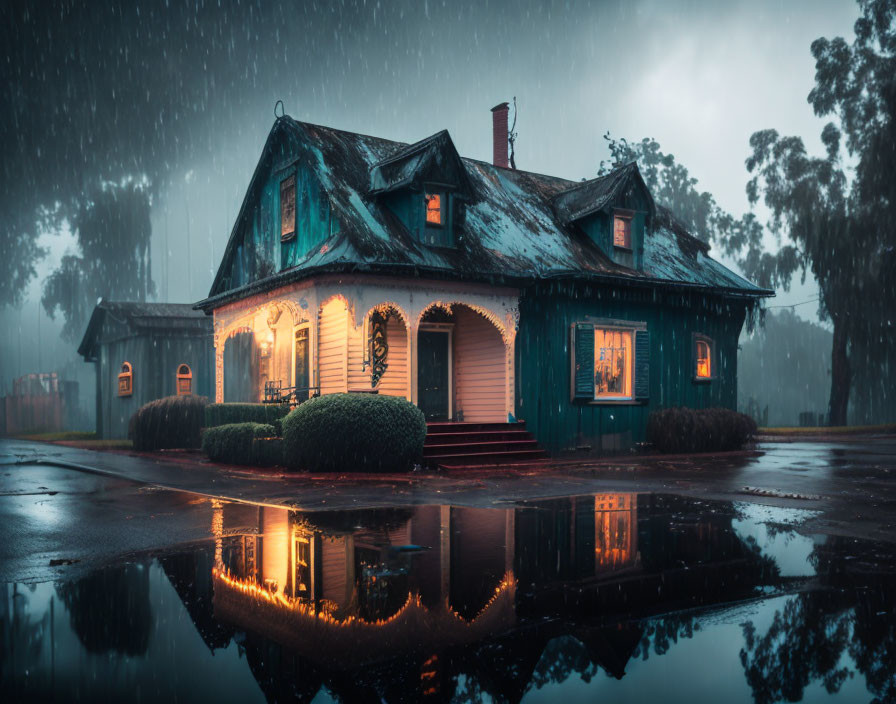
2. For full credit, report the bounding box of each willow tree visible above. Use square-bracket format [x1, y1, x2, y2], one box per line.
[42, 179, 154, 342]
[745, 0, 896, 426]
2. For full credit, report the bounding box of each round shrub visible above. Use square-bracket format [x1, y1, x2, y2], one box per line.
[202, 422, 279, 465]
[204, 403, 290, 434]
[130, 394, 209, 451]
[282, 393, 426, 472]
[647, 406, 757, 454]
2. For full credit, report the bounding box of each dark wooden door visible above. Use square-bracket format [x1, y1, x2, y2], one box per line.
[294, 328, 309, 401]
[418, 330, 450, 420]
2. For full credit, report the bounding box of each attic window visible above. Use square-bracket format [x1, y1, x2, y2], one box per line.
[280, 175, 296, 241]
[613, 212, 632, 250]
[425, 193, 442, 226]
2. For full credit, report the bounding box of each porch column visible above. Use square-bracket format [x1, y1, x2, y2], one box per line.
[214, 329, 224, 403]
[408, 320, 419, 405]
[504, 333, 516, 421]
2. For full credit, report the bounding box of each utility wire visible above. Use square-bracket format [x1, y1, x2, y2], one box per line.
[765, 296, 820, 309]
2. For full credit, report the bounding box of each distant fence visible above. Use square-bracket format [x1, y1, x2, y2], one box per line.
[1, 373, 80, 435]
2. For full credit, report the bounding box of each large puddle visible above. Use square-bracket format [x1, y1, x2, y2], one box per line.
[2, 493, 895, 703]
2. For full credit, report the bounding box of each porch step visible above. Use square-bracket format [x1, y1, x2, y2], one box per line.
[424, 430, 532, 446]
[423, 420, 547, 468]
[424, 449, 549, 465]
[423, 439, 541, 456]
[425, 421, 527, 434]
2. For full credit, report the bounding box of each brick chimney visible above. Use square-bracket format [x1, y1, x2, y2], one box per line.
[491, 102, 510, 168]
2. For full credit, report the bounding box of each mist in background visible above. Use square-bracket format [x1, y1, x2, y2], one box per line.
[1, 0, 858, 423]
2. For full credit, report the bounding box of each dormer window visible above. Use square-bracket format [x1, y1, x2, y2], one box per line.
[613, 211, 632, 250]
[280, 175, 296, 241]
[425, 193, 442, 226]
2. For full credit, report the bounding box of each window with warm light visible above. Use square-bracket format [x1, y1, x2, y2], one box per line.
[613, 213, 632, 249]
[695, 337, 712, 379]
[280, 175, 296, 241]
[118, 362, 133, 397]
[176, 364, 192, 395]
[425, 193, 442, 226]
[594, 328, 633, 398]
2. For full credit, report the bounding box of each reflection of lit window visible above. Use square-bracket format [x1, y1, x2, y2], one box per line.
[118, 362, 133, 396]
[613, 213, 632, 249]
[594, 329, 632, 398]
[595, 493, 637, 570]
[281, 175, 296, 241]
[294, 536, 311, 598]
[176, 364, 192, 395]
[425, 193, 442, 225]
[695, 337, 712, 379]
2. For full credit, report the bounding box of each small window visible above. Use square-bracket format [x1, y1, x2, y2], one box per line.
[695, 336, 713, 380]
[118, 362, 133, 397]
[280, 175, 296, 241]
[594, 328, 633, 399]
[176, 364, 193, 395]
[613, 213, 632, 249]
[425, 193, 442, 226]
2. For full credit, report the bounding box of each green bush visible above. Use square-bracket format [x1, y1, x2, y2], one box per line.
[202, 422, 281, 465]
[204, 403, 290, 435]
[647, 407, 757, 454]
[130, 394, 209, 451]
[282, 393, 426, 472]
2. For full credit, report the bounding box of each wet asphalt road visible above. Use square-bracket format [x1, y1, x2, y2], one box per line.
[1, 435, 895, 583]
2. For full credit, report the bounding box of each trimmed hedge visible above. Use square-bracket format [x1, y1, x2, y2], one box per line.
[282, 393, 426, 472]
[204, 403, 291, 435]
[646, 407, 757, 454]
[202, 422, 281, 465]
[130, 394, 209, 451]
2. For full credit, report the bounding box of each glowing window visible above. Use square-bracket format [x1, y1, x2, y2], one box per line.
[176, 364, 193, 395]
[118, 362, 133, 397]
[613, 213, 632, 249]
[425, 193, 442, 226]
[696, 338, 712, 379]
[280, 175, 296, 241]
[594, 329, 632, 398]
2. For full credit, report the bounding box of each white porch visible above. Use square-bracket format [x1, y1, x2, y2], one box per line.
[212, 275, 520, 423]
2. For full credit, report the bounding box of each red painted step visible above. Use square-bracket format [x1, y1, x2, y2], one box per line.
[424, 430, 532, 445]
[424, 449, 548, 465]
[423, 439, 541, 455]
[423, 421, 547, 468]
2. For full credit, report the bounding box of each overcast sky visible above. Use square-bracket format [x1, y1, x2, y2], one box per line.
[3, 0, 860, 384]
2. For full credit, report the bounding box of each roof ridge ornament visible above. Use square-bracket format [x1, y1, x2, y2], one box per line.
[274, 99, 285, 119]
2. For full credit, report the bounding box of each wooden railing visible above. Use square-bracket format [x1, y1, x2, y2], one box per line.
[263, 380, 321, 406]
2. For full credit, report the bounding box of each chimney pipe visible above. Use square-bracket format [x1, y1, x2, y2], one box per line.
[491, 102, 510, 168]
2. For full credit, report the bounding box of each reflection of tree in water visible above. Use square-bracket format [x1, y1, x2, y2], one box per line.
[55, 563, 152, 656]
[633, 613, 698, 662]
[739, 537, 896, 704]
[529, 636, 600, 688]
[1, 585, 50, 687]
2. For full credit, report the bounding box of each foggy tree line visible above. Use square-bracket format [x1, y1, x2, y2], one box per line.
[601, 0, 896, 425]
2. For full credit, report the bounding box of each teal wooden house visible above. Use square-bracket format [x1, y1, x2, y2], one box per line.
[196, 103, 771, 463]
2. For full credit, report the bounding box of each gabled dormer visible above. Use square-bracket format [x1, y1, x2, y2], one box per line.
[369, 130, 473, 248]
[552, 162, 655, 270]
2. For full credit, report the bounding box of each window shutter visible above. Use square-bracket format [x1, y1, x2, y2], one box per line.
[571, 323, 594, 401]
[634, 329, 650, 401]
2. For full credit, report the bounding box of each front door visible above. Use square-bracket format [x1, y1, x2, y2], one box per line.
[418, 329, 450, 420]
[294, 327, 309, 402]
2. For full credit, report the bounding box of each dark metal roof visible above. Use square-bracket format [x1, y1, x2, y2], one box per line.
[78, 300, 211, 360]
[199, 117, 772, 310]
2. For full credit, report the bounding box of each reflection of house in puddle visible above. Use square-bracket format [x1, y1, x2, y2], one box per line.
[203, 494, 776, 702]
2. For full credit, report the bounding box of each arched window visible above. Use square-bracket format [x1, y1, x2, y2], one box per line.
[695, 337, 713, 379]
[118, 362, 133, 397]
[176, 364, 193, 395]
